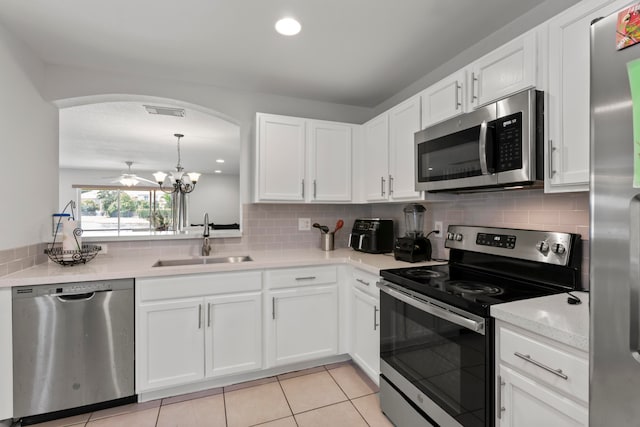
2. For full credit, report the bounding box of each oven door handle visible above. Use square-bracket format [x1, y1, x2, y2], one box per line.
[378, 282, 485, 334]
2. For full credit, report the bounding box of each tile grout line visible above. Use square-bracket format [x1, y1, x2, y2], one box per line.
[222, 390, 229, 427]
[153, 404, 161, 427]
[275, 375, 298, 426]
[325, 367, 370, 426]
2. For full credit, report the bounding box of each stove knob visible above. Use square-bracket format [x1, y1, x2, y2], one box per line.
[454, 233, 463, 241]
[552, 243, 566, 254]
[447, 232, 455, 240]
[536, 241, 549, 253]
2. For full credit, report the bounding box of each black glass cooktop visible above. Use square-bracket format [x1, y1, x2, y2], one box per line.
[380, 264, 566, 316]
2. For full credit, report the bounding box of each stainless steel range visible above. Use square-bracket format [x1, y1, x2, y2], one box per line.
[377, 225, 582, 427]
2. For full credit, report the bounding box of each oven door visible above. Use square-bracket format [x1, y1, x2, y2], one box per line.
[415, 103, 498, 192]
[378, 281, 492, 427]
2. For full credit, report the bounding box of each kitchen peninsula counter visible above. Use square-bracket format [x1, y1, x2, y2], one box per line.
[0, 248, 445, 288]
[491, 291, 590, 351]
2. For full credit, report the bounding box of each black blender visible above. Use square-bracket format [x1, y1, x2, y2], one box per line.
[393, 204, 431, 262]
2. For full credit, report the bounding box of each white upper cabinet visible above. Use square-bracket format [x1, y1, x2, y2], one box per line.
[363, 113, 391, 201]
[308, 121, 353, 202]
[470, 30, 538, 108]
[388, 95, 423, 201]
[421, 70, 467, 127]
[256, 114, 307, 201]
[256, 113, 354, 202]
[545, 0, 628, 193]
[419, 31, 537, 130]
[361, 95, 423, 202]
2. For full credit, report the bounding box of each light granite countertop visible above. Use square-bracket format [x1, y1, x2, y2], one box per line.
[0, 248, 446, 288]
[491, 291, 590, 352]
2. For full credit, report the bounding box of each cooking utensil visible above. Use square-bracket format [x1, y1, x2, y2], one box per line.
[334, 219, 344, 233]
[313, 223, 330, 233]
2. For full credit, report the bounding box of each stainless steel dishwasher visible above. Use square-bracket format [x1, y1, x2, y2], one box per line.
[12, 279, 135, 420]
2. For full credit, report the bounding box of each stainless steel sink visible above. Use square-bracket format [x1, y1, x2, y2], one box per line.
[152, 256, 253, 267]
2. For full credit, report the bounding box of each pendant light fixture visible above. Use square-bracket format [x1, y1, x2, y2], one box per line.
[153, 133, 201, 194]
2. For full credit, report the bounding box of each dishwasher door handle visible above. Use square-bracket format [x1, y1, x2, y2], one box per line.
[56, 292, 98, 301]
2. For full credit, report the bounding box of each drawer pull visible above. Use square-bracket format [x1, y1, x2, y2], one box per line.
[356, 278, 370, 286]
[514, 352, 568, 380]
[295, 276, 317, 281]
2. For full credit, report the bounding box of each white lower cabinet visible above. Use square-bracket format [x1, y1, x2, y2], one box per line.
[496, 321, 588, 426]
[498, 366, 588, 427]
[204, 292, 262, 378]
[136, 272, 263, 392]
[138, 298, 205, 390]
[265, 266, 339, 366]
[268, 285, 338, 366]
[0, 288, 12, 420]
[351, 287, 379, 382]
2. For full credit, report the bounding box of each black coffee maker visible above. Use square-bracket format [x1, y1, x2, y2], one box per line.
[393, 204, 431, 263]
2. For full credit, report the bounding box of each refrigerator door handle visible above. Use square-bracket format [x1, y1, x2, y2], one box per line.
[629, 195, 640, 358]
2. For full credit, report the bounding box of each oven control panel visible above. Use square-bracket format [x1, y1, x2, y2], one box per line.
[476, 233, 516, 249]
[445, 225, 579, 266]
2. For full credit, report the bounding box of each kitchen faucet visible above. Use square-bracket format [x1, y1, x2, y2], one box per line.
[201, 213, 211, 256]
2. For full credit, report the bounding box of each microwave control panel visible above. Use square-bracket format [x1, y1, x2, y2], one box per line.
[495, 112, 523, 172]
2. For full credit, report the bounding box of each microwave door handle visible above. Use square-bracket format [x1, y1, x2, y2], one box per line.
[479, 120, 489, 175]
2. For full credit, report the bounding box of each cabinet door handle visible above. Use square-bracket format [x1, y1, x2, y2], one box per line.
[514, 352, 568, 380]
[356, 278, 370, 286]
[389, 175, 394, 196]
[381, 176, 386, 197]
[313, 179, 317, 199]
[301, 179, 305, 198]
[497, 375, 506, 419]
[548, 139, 557, 179]
[471, 72, 478, 102]
[373, 306, 379, 331]
[198, 304, 202, 329]
[295, 276, 316, 281]
[272, 297, 276, 320]
[207, 302, 212, 327]
[455, 82, 462, 109]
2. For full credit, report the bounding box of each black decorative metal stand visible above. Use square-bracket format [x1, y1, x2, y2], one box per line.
[46, 200, 101, 266]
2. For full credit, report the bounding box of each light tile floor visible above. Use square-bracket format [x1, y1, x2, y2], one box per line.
[29, 361, 393, 427]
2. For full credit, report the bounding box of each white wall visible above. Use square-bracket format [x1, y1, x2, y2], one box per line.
[187, 173, 239, 226]
[0, 23, 58, 251]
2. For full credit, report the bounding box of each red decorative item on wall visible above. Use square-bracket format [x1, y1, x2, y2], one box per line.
[617, 4, 640, 50]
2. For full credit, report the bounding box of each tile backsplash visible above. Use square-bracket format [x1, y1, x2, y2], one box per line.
[0, 243, 48, 277]
[1, 190, 590, 287]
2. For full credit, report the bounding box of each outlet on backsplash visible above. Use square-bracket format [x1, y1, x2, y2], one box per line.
[434, 221, 443, 237]
[298, 218, 311, 231]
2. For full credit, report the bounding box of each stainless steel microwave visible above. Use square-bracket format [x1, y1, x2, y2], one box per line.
[415, 88, 543, 193]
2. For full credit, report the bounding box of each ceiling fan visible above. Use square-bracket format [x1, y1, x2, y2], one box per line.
[109, 161, 157, 187]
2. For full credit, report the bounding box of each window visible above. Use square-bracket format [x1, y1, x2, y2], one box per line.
[78, 187, 173, 234]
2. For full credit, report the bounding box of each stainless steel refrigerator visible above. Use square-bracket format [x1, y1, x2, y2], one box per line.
[591, 4, 640, 425]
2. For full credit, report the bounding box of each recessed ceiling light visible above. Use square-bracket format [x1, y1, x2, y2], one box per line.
[275, 17, 301, 36]
[216, 159, 225, 163]
[215, 170, 222, 174]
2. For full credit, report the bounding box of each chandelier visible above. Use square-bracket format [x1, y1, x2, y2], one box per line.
[153, 133, 201, 194]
